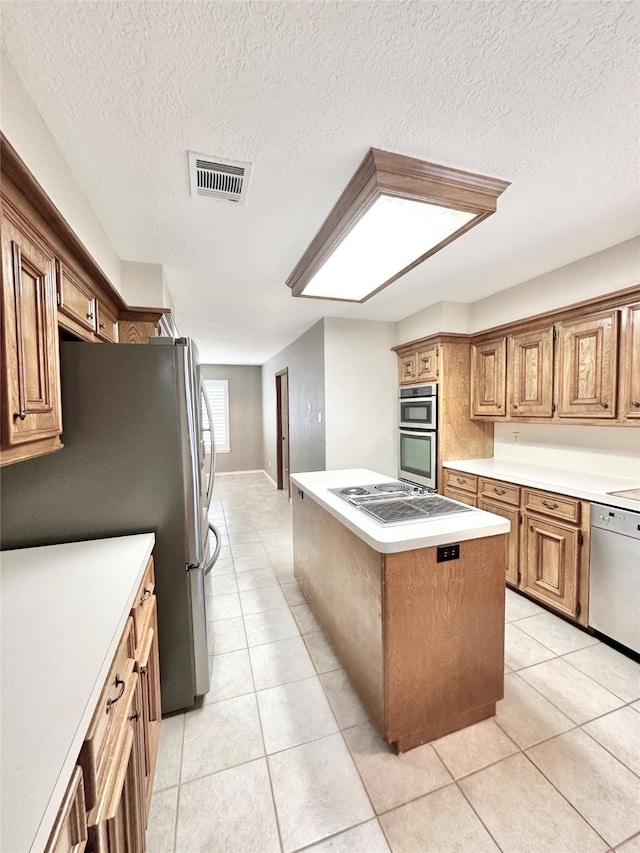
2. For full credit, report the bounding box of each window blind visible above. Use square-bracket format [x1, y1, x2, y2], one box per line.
[201, 379, 230, 454]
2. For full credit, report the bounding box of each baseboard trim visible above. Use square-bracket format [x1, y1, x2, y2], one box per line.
[215, 469, 265, 476]
[262, 470, 278, 488]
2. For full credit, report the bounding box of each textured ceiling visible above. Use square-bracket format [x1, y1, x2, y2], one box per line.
[1, 1, 638, 363]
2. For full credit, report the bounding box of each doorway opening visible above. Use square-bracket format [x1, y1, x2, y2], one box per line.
[275, 368, 290, 498]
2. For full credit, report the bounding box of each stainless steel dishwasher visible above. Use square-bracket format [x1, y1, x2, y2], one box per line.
[589, 503, 640, 654]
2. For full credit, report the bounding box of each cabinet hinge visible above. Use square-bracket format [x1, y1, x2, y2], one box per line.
[436, 347, 439, 357]
[553, 328, 558, 341]
[517, 570, 522, 584]
[56, 290, 60, 305]
[552, 403, 557, 412]
[578, 530, 584, 546]
[576, 602, 581, 617]
[518, 511, 523, 524]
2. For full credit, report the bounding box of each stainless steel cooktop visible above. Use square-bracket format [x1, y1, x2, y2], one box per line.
[329, 481, 473, 525]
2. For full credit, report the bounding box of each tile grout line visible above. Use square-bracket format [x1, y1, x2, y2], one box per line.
[234, 489, 286, 853]
[517, 749, 613, 849]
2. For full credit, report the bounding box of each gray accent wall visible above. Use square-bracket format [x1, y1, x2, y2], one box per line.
[261, 320, 326, 480]
[201, 364, 263, 473]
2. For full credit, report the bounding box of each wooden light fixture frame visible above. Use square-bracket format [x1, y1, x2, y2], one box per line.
[286, 148, 510, 303]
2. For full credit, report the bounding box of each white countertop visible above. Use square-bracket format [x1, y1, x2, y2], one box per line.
[0, 533, 155, 853]
[290, 469, 510, 553]
[443, 459, 640, 512]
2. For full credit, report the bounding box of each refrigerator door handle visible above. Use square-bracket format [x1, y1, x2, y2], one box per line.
[200, 381, 216, 510]
[204, 522, 222, 575]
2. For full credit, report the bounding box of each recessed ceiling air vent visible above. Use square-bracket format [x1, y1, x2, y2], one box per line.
[188, 151, 252, 204]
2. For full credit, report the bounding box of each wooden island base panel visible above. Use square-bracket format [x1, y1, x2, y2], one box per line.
[293, 487, 507, 753]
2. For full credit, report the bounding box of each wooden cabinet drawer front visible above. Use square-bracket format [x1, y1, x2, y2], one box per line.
[479, 478, 520, 506]
[96, 304, 118, 342]
[57, 262, 97, 334]
[88, 673, 143, 853]
[131, 557, 155, 653]
[45, 765, 88, 853]
[524, 489, 581, 524]
[444, 470, 478, 494]
[444, 486, 478, 508]
[79, 619, 134, 810]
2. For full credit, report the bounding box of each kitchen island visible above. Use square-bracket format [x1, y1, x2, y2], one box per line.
[291, 469, 510, 753]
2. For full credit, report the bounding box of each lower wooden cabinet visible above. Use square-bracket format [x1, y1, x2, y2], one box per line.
[47, 555, 160, 853]
[45, 766, 88, 853]
[521, 513, 580, 618]
[445, 469, 589, 624]
[479, 497, 520, 586]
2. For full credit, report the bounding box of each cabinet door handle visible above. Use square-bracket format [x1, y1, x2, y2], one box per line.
[601, 401, 609, 409]
[456, 477, 465, 484]
[87, 312, 94, 320]
[99, 322, 106, 330]
[542, 500, 559, 509]
[632, 401, 640, 408]
[139, 588, 152, 606]
[106, 675, 125, 713]
[513, 403, 518, 409]
[14, 410, 26, 421]
[129, 711, 140, 721]
[494, 487, 506, 495]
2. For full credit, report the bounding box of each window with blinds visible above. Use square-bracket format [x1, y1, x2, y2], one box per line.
[201, 379, 230, 453]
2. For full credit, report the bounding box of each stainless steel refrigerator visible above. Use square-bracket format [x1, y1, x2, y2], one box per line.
[0, 338, 220, 714]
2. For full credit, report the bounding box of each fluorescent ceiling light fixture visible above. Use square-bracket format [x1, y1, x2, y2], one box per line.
[286, 149, 510, 303]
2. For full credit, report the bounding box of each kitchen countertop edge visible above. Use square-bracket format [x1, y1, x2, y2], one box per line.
[443, 459, 640, 512]
[290, 469, 509, 553]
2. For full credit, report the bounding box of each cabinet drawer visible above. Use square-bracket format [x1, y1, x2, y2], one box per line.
[57, 261, 97, 334]
[524, 489, 581, 524]
[444, 486, 478, 507]
[45, 765, 87, 853]
[79, 619, 135, 810]
[131, 557, 155, 654]
[96, 303, 118, 342]
[444, 470, 478, 494]
[479, 478, 520, 506]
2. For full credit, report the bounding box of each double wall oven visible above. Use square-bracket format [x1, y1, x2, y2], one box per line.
[398, 383, 438, 490]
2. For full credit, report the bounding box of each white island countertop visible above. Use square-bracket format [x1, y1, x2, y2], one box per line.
[443, 459, 640, 512]
[290, 469, 510, 553]
[0, 533, 155, 853]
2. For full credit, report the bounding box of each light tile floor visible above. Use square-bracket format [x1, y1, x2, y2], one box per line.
[147, 472, 640, 853]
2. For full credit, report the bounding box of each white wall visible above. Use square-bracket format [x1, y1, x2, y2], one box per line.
[494, 423, 640, 481]
[396, 301, 471, 346]
[470, 237, 639, 333]
[324, 318, 397, 478]
[261, 321, 326, 479]
[0, 51, 124, 294]
[121, 261, 164, 307]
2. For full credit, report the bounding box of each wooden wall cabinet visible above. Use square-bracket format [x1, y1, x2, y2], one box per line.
[444, 469, 589, 624]
[619, 303, 640, 420]
[468, 291, 638, 427]
[1, 205, 63, 466]
[1, 139, 172, 467]
[394, 336, 494, 489]
[470, 339, 506, 417]
[555, 311, 618, 419]
[508, 327, 554, 417]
